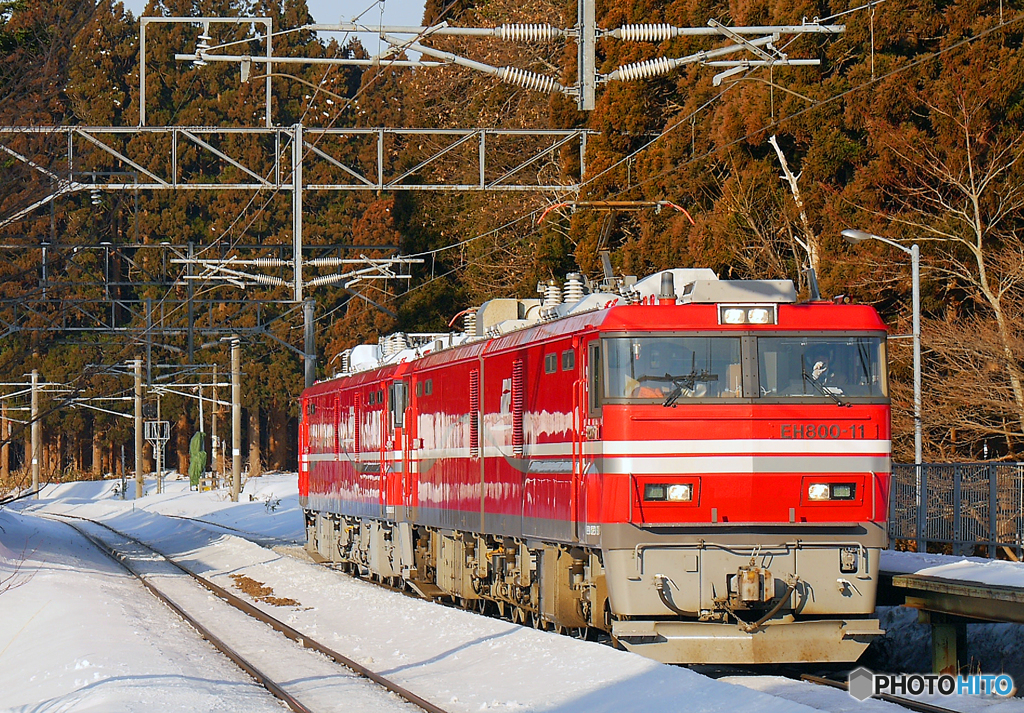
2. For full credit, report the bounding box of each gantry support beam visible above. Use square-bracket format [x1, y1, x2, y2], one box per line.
[0, 125, 590, 198]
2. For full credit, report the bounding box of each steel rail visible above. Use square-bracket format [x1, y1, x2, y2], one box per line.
[161, 512, 297, 548]
[801, 674, 963, 713]
[51, 516, 313, 713]
[46, 512, 449, 713]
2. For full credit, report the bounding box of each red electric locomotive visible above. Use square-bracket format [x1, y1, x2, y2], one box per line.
[300, 268, 889, 664]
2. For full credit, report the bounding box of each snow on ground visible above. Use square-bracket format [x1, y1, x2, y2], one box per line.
[874, 550, 1024, 686]
[0, 507, 289, 712]
[882, 550, 1024, 588]
[2, 473, 1024, 712]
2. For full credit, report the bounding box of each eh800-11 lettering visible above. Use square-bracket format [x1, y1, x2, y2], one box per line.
[781, 423, 866, 439]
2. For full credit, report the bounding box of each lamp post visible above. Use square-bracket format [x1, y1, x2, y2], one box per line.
[843, 229, 922, 548]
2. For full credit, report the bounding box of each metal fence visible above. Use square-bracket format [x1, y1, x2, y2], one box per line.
[889, 463, 1024, 558]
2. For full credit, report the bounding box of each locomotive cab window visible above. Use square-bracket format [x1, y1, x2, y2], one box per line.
[757, 336, 887, 400]
[603, 336, 743, 402]
[588, 342, 602, 416]
[390, 381, 407, 428]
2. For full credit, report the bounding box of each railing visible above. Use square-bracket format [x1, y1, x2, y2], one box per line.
[889, 463, 1024, 559]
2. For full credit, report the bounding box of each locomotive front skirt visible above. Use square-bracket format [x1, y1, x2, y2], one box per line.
[300, 270, 890, 664]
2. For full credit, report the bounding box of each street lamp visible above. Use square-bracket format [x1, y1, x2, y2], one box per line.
[843, 229, 922, 545]
[843, 227, 925, 463]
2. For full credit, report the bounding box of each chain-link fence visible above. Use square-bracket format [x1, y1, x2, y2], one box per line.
[889, 463, 1024, 558]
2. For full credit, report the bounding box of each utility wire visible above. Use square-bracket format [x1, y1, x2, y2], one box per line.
[401, 9, 1024, 295]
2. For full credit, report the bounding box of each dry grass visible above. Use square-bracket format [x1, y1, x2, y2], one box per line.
[229, 573, 299, 607]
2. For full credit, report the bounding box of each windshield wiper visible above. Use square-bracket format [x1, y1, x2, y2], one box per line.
[662, 369, 719, 407]
[801, 369, 847, 407]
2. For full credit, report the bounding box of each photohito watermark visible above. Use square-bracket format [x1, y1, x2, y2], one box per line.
[847, 667, 1015, 701]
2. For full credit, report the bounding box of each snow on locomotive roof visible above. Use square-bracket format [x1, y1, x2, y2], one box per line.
[328, 268, 800, 381]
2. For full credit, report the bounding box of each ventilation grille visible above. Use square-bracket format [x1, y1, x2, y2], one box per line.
[353, 393, 361, 456]
[470, 369, 481, 458]
[512, 359, 525, 457]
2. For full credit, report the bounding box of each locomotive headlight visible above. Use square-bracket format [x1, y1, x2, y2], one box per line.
[718, 305, 777, 325]
[807, 483, 831, 501]
[644, 484, 667, 501]
[807, 482, 858, 501]
[644, 483, 693, 502]
[666, 484, 692, 502]
[721, 308, 747, 324]
[746, 308, 772, 324]
[830, 483, 857, 500]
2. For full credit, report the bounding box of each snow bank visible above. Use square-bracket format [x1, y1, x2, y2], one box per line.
[882, 550, 1024, 588]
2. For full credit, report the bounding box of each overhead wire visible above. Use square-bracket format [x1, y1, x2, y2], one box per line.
[43, 1, 463, 357]
[400, 8, 1024, 297]
[5, 3, 1017, 463]
[0, 11, 374, 465]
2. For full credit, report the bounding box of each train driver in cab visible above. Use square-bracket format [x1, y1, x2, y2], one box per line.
[624, 340, 707, 400]
[627, 342, 670, 398]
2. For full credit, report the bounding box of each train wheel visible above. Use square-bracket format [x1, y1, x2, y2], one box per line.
[511, 607, 525, 625]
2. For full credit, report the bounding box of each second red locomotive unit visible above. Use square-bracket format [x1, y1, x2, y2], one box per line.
[300, 267, 890, 664]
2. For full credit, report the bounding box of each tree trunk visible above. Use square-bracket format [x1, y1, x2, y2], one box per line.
[74, 432, 83, 475]
[92, 427, 104, 477]
[248, 408, 262, 478]
[2, 402, 9, 483]
[268, 406, 287, 470]
[768, 135, 819, 277]
[176, 411, 190, 476]
[58, 431, 66, 478]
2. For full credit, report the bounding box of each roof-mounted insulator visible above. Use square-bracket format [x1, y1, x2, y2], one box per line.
[563, 273, 585, 304]
[613, 24, 684, 42]
[391, 333, 409, 352]
[496, 24, 564, 42]
[463, 310, 477, 336]
[605, 56, 683, 82]
[497, 66, 563, 93]
[544, 279, 563, 307]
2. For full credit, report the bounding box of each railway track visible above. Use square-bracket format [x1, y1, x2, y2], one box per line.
[44, 512, 448, 713]
[800, 674, 972, 713]
[706, 665, 975, 713]
[52, 512, 981, 713]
